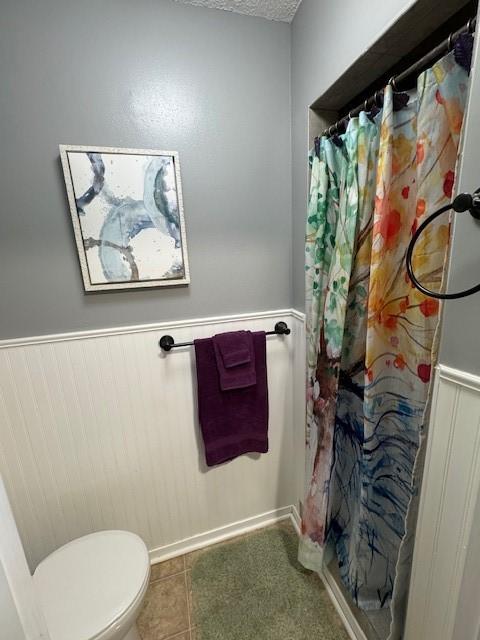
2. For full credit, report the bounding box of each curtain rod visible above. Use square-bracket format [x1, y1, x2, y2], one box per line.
[321, 16, 476, 139]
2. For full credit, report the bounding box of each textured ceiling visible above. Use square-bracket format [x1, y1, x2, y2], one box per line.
[173, 0, 302, 22]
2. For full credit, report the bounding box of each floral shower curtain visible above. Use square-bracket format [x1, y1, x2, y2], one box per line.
[300, 41, 472, 631]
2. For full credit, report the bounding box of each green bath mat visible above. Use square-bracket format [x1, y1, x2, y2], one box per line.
[190, 524, 349, 640]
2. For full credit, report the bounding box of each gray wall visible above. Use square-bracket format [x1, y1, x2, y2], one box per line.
[0, 0, 291, 339]
[290, 0, 416, 311]
[440, 31, 480, 375]
[290, 0, 480, 372]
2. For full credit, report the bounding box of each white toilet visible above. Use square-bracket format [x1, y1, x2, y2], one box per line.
[33, 530, 151, 640]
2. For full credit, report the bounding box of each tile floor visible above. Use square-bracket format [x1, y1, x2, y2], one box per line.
[136, 520, 347, 640]
[137, 553, 193, 640]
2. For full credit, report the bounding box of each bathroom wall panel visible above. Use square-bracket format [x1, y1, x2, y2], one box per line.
[405, 365, 480, 640]
[0, 310, 304, 570]
[290, 0, 474, 313]
[0, 475, 49, 640]
[291, 0, 418, 312]
[440, 21, 480, 376]
[0, 563, 26, 640]
[0, 0, 291, 339]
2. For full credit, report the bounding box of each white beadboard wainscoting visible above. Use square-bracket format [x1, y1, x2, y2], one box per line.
[0, 474, 49, 640]
[0, 309, 305, 571]
[404, 364, 480, 640]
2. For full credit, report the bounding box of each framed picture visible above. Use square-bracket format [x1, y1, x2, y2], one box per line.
[59, 145, 190, 291]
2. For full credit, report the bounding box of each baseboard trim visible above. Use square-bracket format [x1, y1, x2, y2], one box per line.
[0, 308, 302, 348]
[290, 504, 301, 534]
[319, 566, 368, 640]
[149, 506, 294, 564]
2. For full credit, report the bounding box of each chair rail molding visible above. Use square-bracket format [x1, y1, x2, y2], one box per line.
[405, 364, 480, 640]
[0, 308, 304, 348]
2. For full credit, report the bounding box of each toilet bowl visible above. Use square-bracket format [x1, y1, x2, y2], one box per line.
[33, 530, 150, 640]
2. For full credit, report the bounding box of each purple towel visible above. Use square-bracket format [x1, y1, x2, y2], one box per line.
[194, 331, 268, 467]
[213, 330, 256, 391]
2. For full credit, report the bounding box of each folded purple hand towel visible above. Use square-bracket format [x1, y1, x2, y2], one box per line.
[213, 330, 256, 391]
[194, 331, 268, 467]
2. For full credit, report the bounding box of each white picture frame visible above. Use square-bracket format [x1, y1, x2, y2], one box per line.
[59, 144, 190, 292]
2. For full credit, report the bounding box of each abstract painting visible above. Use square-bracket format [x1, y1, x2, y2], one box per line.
[60, 145, 190, 291]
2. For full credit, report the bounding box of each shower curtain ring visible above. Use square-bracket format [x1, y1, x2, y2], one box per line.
[348, 110, 354, 119]
[447, 33, 454, 50]
[328, 125, 335, 137]
[388, 76, 397, 91]
[364, 99, 368, 111]
[374, 90, 381, 107]
[467, 18, 474, 33]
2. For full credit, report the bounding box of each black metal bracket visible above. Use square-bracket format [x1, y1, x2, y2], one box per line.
[406, 188, 480, 300]
[159, 335, 176, 351]
[452, 189, 480, 219]
[159, 321, 291, 352]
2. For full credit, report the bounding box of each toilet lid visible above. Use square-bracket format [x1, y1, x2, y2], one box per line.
[33, 530, 150, 640]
